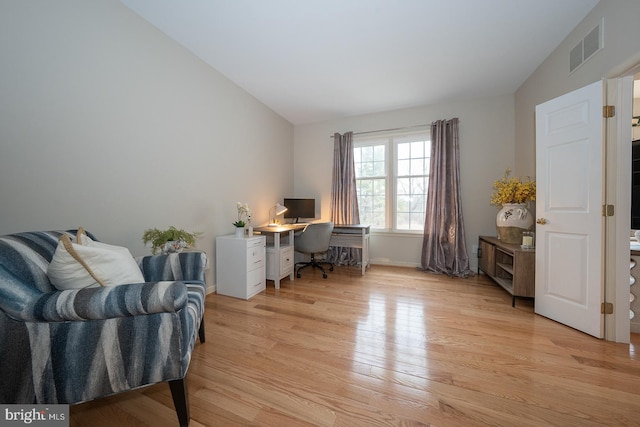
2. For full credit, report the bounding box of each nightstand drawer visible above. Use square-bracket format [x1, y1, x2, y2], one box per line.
[247, 266, 266, 298]
[247, 243, 265, 270]
[247, 238, 264, 250]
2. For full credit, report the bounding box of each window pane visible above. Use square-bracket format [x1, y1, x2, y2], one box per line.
[411, 177, 426, 196]
[357, 177, 385, 229]
[373, 160, 385, 176]
[396, 212, 410, 230]
[358, 179, 372, 196]
[397, 177, 410, 195]
[372, 180, 386, 228]
[373, 179, 386, 196]
[397, 159, 410, 176]
[358, 161, 368, 177]
[397, 143, 410, 159]
[412, 194, 425, 212]
[372, 197, 385, 228]
[374, 144, 385, 160]
[411, 141, 424, 158]
[411, 158, 424, 175]
[361, 146, 373, 162]
[397, 195, 411, 212]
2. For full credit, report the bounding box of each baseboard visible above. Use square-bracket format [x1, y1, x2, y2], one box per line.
[368, 259, 479, 272]
[368, 259, 420, 268]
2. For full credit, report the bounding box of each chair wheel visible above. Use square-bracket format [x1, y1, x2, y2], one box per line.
[323, 273, 327, 279]
[329, 266, 334, 271]
[296, 273, 301, 278]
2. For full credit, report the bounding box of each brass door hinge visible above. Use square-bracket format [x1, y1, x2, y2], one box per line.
[601, 302, 614, 314]
[603, 105, 615, 118]
[602, 204, 615, 217]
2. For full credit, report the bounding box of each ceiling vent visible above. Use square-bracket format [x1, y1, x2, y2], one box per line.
[570, 20, 603, 74]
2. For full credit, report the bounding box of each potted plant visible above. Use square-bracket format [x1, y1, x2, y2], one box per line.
[233, 202, 252, 237]
[142, 226, 201, 255]
[491, 168, 536, 244]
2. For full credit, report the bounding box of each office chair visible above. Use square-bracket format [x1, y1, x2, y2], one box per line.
[294, 222, 334, 279]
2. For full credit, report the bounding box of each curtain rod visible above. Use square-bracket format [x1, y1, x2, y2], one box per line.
[330, 123, 430, 138]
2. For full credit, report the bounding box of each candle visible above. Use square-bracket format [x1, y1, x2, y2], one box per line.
[522, 235, 533, 246]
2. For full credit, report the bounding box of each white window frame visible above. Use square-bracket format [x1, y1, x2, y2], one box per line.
[354, 129, 430, 234]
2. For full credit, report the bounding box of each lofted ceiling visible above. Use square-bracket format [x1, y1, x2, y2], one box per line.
[120, 0, 599, 125]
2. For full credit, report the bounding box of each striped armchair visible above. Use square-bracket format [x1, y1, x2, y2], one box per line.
[0, 230, 206, 427]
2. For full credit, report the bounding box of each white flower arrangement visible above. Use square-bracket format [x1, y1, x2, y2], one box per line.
[233, 202, 252, 228]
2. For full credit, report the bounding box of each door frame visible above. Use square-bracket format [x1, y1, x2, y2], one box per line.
[607, 76, 634, 342]
[606, 58, 639, 343]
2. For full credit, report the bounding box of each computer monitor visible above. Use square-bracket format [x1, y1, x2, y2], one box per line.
[283, 198, 315, 223]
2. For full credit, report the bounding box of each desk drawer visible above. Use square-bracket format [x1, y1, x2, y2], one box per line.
[330, 233, 363, 248]
[280, 246, 294, 276]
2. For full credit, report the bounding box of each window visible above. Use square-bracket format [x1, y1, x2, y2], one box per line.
[354, 130, 430, 232]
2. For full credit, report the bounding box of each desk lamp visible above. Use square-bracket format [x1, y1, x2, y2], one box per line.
[268, 203, 288, 226]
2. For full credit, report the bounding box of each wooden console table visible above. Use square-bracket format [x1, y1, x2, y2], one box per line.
[478, 236, 535, 307]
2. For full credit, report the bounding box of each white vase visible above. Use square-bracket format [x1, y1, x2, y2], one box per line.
[234, 227, 244, 238]
[161, 240, 187, 255]
[496, 203, 533, 244]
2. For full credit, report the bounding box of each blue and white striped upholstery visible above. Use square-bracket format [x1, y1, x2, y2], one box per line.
[0, 230, 206, 410]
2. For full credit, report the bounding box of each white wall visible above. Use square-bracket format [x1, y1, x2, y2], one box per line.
[293, 95, 515, 271]
[515, 0, 640, 178]
[0, 0, 294, 289]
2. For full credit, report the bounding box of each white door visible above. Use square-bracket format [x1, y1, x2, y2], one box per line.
[535, 80, 604, 338]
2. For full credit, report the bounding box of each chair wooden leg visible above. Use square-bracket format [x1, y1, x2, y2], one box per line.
[198, 318, 205, 343]
[169, 378, 190, 427]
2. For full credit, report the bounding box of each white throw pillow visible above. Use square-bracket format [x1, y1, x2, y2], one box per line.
[48, 229, 145, 290]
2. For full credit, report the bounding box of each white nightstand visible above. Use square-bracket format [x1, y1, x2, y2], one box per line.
[215, 234, 266, 299]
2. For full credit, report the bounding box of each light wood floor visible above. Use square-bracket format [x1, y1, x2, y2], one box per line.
[71, 265, 640, 426]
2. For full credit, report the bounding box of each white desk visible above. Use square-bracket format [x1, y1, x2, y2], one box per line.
[253, 224, 306, 289]
[330, 224, 371, 275]
[254, 223, 371, 287]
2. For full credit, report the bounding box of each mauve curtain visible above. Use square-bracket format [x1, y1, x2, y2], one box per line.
[420, 118, 473, 277]
[329, 131, 361, 265]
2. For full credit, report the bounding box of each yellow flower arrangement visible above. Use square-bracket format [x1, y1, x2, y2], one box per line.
[490, 168, 536, 207]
